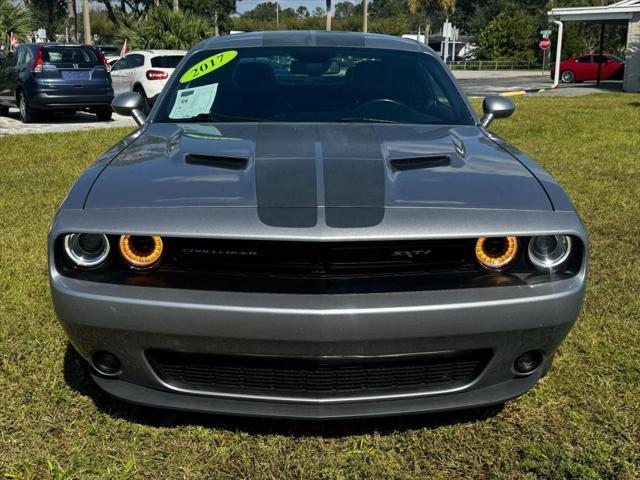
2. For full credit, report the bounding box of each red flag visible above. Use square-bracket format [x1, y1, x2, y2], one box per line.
[120, 39, 128, 57]
[10, 32, 18, 51]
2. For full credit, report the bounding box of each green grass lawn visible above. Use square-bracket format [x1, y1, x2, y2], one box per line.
[1, 94, 639, 479]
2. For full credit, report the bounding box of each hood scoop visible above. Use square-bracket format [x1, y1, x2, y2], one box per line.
[390, 155, 450, 171]
[185, 153, 248, 170]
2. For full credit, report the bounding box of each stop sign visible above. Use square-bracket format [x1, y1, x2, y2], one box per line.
[539, 38, 551, 50]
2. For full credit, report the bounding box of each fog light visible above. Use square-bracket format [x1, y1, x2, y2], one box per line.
[63, 233, 110, 268]
[514, 351, 542, 374]
[92, 351, 121, 376]
[528, 235, 572, 270]
[119, 235, 163, 268]
[475, 236, 518, 270]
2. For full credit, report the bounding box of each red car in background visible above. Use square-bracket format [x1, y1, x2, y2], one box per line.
[556, 53, 625, 83]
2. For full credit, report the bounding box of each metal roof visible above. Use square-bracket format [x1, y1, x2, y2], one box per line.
[548, 0, 640, 22]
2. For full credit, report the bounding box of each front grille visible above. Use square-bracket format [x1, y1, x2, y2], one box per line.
[147, 349, 491, 398]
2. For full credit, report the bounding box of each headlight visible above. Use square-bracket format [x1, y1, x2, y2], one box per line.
[475, 236, 519, 270]
[63, 233, 110, 268]
[528, 235, 572, 270]
[119, 235, 163, 268]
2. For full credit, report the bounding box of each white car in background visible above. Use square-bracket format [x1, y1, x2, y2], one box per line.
[110, 50, 186, 112]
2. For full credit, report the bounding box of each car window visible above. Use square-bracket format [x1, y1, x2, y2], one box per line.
[575, 56, 592, 63]
[151, 55, 183, 68]
[43, 46, 100, 65]
[23, 49, 33, 65]
[16, 47, 28, 66]
[127, 54, 145, 69]
[154, 47, 475, 126]
[593, 55, 609, 63]
[111, 57, 126, 71]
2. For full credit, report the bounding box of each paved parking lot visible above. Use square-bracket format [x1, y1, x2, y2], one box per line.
[0, 109, 135, 136]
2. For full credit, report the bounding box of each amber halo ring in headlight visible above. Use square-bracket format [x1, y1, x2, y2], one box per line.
[475, 236, 519, 270]
[528, 235, 572, 270]
[64, 233, 110, 268]
[119, 235, 164, 268]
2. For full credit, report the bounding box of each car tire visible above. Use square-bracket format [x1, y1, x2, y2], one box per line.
[0, 105, 8, 116]
[134, 86, 151, 115]
[96, 108, 113, 121]
[560, 70, 575, 83]
[17, 92, 37, 123]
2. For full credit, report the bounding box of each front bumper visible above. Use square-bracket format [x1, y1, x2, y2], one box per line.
[51, 268, 586, 418]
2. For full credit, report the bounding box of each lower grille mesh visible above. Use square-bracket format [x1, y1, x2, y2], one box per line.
[147, 350, 490, 398]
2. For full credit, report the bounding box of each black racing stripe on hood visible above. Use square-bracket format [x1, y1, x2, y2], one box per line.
[255, 125, 318, 227]
[319, 125, 385, 228]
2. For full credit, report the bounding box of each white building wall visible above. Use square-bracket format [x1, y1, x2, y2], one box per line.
[623, 13, 640, 92]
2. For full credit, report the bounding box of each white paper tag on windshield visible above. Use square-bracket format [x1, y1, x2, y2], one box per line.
[169, 83, 218, 120]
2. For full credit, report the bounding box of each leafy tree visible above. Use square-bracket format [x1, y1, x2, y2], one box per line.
[312, 6, 325, 17]
[90, 9, 117, 43]
[475, 9, 537, 61]
[0, 0, 33, 45]
[334, 1, 355, 18]
[406, 0, 455, 43]
[296, 5, 309, 17]
[181, 0, 237, 35]
[369, 0, 405, 19]
[116, 7, 213, 49]
[27, 0, 66, 40]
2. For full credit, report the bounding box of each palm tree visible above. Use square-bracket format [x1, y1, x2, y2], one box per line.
[66, 0, 77, 42]
[325, 0, 332, 31]
[0, 0, 32, 45]
[407, 0, 455, 45]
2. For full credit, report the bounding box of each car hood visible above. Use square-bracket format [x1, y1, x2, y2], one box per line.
[85, 123, 552, 225]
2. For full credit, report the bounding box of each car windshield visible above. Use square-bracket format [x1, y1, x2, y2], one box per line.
[154, 47, 474, 125]
[43, 46, 100, 65]
[151, 55, 184, 68]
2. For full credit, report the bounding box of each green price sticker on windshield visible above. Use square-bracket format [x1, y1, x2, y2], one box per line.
[180, 50, 238, 83]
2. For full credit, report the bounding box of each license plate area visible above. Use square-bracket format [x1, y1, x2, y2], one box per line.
[61, 70, 91, 81]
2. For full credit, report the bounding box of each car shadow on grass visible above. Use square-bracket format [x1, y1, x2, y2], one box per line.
[63, 343, 504, 437]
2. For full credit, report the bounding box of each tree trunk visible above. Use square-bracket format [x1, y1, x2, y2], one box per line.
[362, 0, 367, 33]
[173, 0, 179, 13]
[82, 0, 92, 44]
[325, 0, 332, 31]
[67, 0, 77, 42]
[213, 9, 219, 36]
[425, 18, 430, 45]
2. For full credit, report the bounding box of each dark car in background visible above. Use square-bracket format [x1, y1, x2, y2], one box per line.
[0, 43, 114, 123]
[556, 53, 625, 83]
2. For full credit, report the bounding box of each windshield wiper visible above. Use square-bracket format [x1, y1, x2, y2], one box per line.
[177, 113, 264, 123]
[337, 117, 398, 123]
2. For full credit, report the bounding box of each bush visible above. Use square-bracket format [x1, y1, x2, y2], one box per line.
[116, 7, 213, 50]
[475, 9, 537, 62]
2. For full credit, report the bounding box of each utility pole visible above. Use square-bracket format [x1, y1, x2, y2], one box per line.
[276, 1, 279, 29]
[82, 0, 92, 44]
[326, 0, 332, 31]
[362, 0, 367, 33]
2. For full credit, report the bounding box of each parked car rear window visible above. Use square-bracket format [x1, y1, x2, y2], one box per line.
[154, 47, 474, 125]
[44, 46, 100, 65]
[151, 55, 183, 68]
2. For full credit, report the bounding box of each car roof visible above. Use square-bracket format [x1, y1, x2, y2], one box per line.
[127, 50, 187, 56]
[194, 31, 431, 55]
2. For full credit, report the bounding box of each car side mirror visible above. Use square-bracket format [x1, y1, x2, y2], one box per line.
[480, 95, 515, 128]
[112, 92, 146, 127]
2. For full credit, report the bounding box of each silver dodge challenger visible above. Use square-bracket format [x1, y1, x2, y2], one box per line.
[49, 31, 587, 419]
